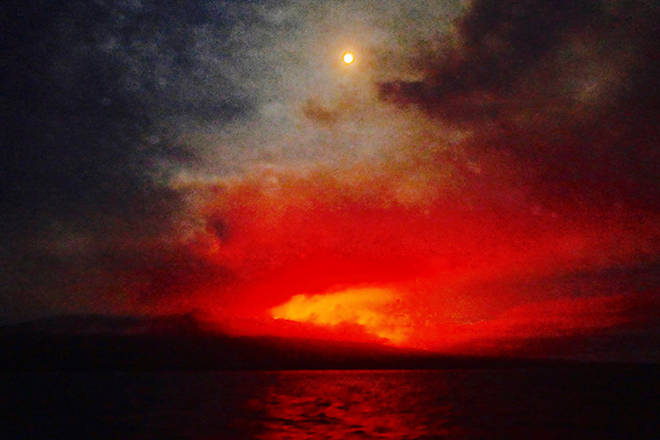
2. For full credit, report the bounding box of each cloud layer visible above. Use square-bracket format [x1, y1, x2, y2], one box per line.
[2, 0, 659, 361]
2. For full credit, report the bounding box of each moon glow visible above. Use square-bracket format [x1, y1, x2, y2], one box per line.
[343, 52, 355, 64]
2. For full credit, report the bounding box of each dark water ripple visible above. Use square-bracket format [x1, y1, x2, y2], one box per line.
[247, 371, 460, 439]
[1, 367, 657, 439]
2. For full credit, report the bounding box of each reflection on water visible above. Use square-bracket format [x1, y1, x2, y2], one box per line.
[248, 370, 462, 439]
[2, 367, 656, 439]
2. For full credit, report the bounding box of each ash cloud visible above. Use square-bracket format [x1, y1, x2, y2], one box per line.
[378, 0, 660, 209]
[1, 0, 259, 219]
[0, 0, 265, 321]
[378, 0, 658, 121]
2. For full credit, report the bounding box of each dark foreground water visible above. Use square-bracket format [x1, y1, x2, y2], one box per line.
[2, 367, 657, 439]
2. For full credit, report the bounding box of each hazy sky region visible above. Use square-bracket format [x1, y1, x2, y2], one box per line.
[2, 0, 659, 361]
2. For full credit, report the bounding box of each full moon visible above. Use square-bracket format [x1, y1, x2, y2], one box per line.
[343, 52, 355, 64]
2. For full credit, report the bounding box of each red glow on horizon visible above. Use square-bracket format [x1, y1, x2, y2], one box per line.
[133, 165, 660, 357]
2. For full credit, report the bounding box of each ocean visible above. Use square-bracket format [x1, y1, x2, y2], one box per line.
[2, 367, 657, 439]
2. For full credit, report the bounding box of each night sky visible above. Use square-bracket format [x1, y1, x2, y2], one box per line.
[2, 0, 659, 362]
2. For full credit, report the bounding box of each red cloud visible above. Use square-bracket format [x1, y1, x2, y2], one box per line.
[413, 291, 659, 358]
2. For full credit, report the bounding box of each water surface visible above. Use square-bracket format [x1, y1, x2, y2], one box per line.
[2, 367, 656, 439]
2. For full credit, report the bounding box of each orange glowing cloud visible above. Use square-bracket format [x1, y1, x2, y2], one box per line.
[271, 287, 411, 344]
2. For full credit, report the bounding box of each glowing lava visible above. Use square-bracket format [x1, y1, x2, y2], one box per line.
[271, 287, 410, 344]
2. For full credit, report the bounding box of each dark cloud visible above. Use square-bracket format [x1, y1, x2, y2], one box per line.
[0, 0, 264, 320]
[378, 0, 659, 119]
[417, 0, 598, 102]
[301, 99, 341, 126]
[206, 216, 230, 244]
[377, 0, 660, 209]
[1, 0, 254, 218]
[106, 248, 236, 306]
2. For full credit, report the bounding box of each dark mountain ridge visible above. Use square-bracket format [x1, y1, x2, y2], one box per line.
[1, 314, 654, 371]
